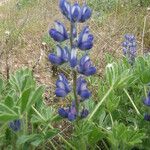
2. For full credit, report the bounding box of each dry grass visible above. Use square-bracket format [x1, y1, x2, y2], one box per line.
[0, 0, 150, 84]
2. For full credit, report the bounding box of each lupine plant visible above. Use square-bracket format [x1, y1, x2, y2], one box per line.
[48, 0, 96, 122]
[122, 34, 137, 65]
[1, 1, 150, 149]
[0, 68, 59, 149]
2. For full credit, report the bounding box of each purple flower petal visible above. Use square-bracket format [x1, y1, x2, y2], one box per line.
[80, 109, 89, 118]
[68, 113, 76, 121]
[58, 108, 68, 118]
[144, 113, 150, 121]
[55, 88, 67, 97]
[48, 53, 62, 65]
[79, 4, 92, 22]
[71, 2, 81, 22]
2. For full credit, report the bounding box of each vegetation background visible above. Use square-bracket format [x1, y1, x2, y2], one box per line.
[0, 0, 150, 149]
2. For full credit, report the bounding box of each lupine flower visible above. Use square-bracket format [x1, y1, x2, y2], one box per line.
[69, 48, 77, 68]
[78, 26, 94, 50]
[59, 0, 71, 21]
[77, 55, 96, 76]
[50, 0, 95, 121]
[49, 45, 69, 65]
[144, 113, 150, 121]
[55, 74, 71, 97]
[143, 92, 150, 106]
[80, 108, 89, 118]
[58, 107, 69, 118]
[122, 34, 136, 64]
[9, 120, 21, 132]
[79, 4, 92, 23]
[58, 102, 77, 121]
[68, 103, 77, 121]
[49, 21, 68, 42]
[77, 76, 91, 100]
[71, 2, 81, 22]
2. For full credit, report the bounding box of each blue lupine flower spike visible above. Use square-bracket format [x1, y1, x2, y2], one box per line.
[122, 34, 136, 64]
[49, 21, 69, 42]
[70, 48, 77, 68]
[71, 2, 81, 22]
[59, 0, 71, 21]
[49, 45, 69, 65]
[9, 119, 21, 132]
[58, 101, 77, 121]
[79, 4, 92, 23]
[143, 92, 150, 106]
[77, 55, 96, 76]
[68, 102, 77, 121]
[77, 76, 91, 100]
[78, 26, 94, 50]
[80, 108, 89, 118]
[58, 107, 69, 118]
[55, 74, 71, 97]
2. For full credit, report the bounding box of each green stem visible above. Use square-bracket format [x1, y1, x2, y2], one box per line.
[88, 86, 113, 121]
[109, 112, 114, 126]
[73, 70, 79, 115]
[25, 113, 28, 134]
[70, 23, 74, 49]
[70, 23, 79, 116]
[124, 88, 141, 116]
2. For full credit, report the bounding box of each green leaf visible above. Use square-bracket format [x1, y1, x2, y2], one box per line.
[44, 130, 59, 140]
[4, 95, 14, 108]
[0, 114, 18, 121]
[31, 139, 42, 147]
[0, 103, 19, 121]
[17, 134, 41, 145]
[0, 103, 17, 114]
[26, 86, 44, 111]
[20, 87, 33, 113]
[108, 123, 146, 149]
[105, 61, 136, 89]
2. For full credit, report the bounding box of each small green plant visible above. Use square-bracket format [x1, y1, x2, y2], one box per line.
[0, 68, 59, 149]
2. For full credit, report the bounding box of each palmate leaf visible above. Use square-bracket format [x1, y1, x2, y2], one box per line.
[135, 56, 150, 84]
[8, 68, 45, 114]
[108, 123, 145, 149]
[0, 103, 19, 121]
[0, 103, 17, 115]
[19, 87, 33, 113]
[0, 114, 18, 121]
[106, 92, 120, 112]
[17, 130, 58, 147]
[4, 95, 14, 108]
[18, 85, 44, 113]
[31, 105, 57, 124]
[105, 61, 136, 89]
[17, 134, 42, 146]
[26, 86, 44, 111]
[9, 67, 36, 95]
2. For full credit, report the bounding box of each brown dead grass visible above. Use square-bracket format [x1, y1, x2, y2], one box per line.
[0, 0, 150, 86]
